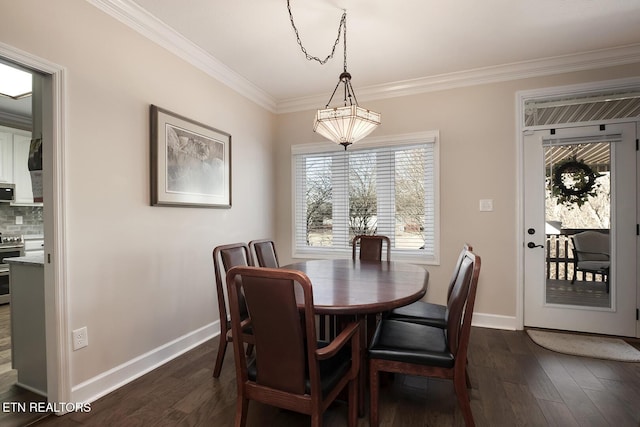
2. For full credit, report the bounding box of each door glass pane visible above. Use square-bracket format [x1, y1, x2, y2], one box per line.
[544, 141, 611, 307]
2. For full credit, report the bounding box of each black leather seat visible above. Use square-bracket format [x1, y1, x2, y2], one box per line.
[388, 244, 471, 327]
[369, 249, 481, 427]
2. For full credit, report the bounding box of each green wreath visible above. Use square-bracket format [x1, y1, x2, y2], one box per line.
[551, 158, 600, 207]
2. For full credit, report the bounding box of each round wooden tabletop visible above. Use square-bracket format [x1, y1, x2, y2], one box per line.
[282, 259, 429, 315]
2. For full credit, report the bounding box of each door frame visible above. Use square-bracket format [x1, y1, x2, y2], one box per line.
[0, 42, 70, 406]
[516, 76, 640, 335]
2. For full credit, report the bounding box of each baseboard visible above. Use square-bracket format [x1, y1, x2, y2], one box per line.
[70, 321, 219, 404]
[16, 381, 47, 397]
[68, 311, 516, 404]
[472, 312, 518, 331]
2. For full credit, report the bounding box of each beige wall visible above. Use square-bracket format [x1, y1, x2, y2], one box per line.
[275, 63, 640, 320]
[0, 0, 276, 393]
[1, 0, 638, 403]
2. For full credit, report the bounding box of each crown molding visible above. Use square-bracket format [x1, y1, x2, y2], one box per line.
[277, 44, 640, 113]
[88, 1, 640, 115]
[87, 0, 277, 112]
[0, 110, 31, 130]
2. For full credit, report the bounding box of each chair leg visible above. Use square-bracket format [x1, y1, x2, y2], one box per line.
[213, 337, 228, 378]
[464, 357, 471, 388]
[369, 363, 380, 427]
[235, 396, 249, 427]
[454, 371, 475, 427]
[348, 377, 358, 427]
[366, 314, 377, 346]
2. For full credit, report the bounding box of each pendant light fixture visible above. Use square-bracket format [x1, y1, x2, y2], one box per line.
[287, 2, 381, 150]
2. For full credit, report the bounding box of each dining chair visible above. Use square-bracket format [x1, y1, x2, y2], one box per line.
[351, 234, 391, 345]
[368, 249, 481, 427]
[352, 235, 391, 261]
[387, 243, 472, 327]
[212, 243, 254, 378]
[248, 238, 279, 268]
[250, 238, 334, 342]
[226, 266, 362, 427]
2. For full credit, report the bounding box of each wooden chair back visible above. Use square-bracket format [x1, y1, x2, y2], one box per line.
[352, 235, 391, 261]
[249, 239, 280, 268]
[446, 243, 473, 301]
[211, 242, 253, 378]
[226, 266, 362, 426]
[445, 250, 480, 357]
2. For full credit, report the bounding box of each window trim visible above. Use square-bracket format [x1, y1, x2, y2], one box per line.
[291, 131, 440, 265]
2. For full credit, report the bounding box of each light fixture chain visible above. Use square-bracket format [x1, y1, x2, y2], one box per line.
[287, 0, 346, 65]
[343, 12, 347, 72]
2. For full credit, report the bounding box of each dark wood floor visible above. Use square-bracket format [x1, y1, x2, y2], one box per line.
[29, 327, 640, 427]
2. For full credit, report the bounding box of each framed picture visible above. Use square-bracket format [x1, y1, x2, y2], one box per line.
[150, 105, 231, 208]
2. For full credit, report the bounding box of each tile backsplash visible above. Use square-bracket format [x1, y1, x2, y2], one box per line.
[0, 205, 44, 236]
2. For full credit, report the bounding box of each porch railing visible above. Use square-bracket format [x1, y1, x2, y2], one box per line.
[545, 229, 609, 282]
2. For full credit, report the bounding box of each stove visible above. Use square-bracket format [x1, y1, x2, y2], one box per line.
[0, 233, 24, 246]
[0, 234, 25, 304]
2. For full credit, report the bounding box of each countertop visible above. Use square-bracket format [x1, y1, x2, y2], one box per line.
[5, 254, 44, 266]
[22, 234, 44, 240]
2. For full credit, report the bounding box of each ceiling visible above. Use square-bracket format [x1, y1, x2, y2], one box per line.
[0, 58, 32, 122]
[126, 0, 640, 108]
[2, 0, 640, 119]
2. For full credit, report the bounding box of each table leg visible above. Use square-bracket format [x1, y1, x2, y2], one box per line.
[358, 314, 368, 417]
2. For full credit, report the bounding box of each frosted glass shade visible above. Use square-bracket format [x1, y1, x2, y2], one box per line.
[313, 105, 381, 148]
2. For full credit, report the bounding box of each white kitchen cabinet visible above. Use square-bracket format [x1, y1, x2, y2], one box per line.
[0, 130, 13, 183]
[0, 125, 38, 205]
[23, 235, 44, 256]
[7, 255, 47, 396]
[12, 133, 34, 204]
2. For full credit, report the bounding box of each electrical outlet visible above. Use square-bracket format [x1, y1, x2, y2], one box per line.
[73, 327, 88, 350]
[15, 216, 23, 225]
[479, 199, 494, 212]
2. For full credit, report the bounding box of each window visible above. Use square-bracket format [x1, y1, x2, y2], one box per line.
[292, 132, 439, 263]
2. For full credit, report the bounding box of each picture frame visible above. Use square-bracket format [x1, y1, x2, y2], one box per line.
[150, 105, 231, 208]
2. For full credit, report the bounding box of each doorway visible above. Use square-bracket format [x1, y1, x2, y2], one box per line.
[523, 123, 637, 336]
[0, 59, 48, 425]
[0, 43, 69, 410]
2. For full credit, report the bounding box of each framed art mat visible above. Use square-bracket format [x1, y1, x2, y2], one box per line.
[150, 105, 231, 208]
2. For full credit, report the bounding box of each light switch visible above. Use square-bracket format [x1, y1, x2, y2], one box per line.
[479, 199, 493, 212]
[15, 215, 23, 225]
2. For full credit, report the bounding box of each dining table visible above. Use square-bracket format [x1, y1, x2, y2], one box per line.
[281, 258, 430, 416]
[281, 258, 429, 315]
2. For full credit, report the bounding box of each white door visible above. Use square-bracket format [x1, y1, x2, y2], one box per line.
[524, 122, 637, 337]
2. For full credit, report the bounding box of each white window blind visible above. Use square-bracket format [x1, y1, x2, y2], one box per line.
[292, 132, 439, 263]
